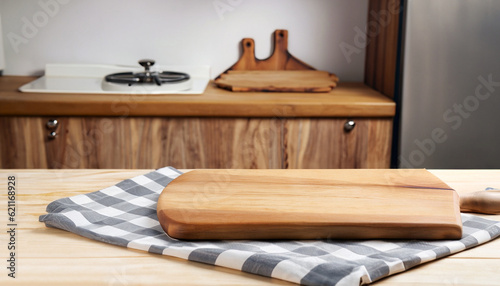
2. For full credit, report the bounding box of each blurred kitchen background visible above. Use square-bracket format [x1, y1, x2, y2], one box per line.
[1, 0, 500, 169]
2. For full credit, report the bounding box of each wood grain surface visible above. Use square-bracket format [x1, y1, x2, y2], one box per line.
[0, 77, 395, 117]
[0, 116, 392, 169]
[215, 70, 337, 93]
[217, 30, 316, 72]
[364, 0, 401, 98]
[283, 118, 393, 168]
[157, 169, 462, 240]
[0, 169, 295, 285]
[0, 117, 282, 169]
[1, 169, 500, 285]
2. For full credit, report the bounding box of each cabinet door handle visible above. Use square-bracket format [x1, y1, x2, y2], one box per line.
[46, 119, 59, 140]
[48, 131, 57, 139]
[46, 119, 59, 130]
[344, 120, 356, 132]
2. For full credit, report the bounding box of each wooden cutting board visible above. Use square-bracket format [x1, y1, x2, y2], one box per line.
[157, 169, 462, 240]
[216, 70, 338, 92]
[214, 30, 339, 92]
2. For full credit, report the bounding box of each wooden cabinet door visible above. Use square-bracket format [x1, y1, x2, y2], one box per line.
[0, 116, 96, 168]
[0, 116, 283, 169]
[0, 116, 392, 169]
[125, 117, 282, 169]
[0, 116, 49, 168]
[283, 118, 392, 168]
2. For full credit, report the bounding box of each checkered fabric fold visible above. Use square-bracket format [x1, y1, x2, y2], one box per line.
[39, 167, 500, 286]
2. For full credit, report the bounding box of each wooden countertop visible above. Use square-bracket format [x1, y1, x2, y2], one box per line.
[0, 76, 395, 117]
[0, 169, 499, 285]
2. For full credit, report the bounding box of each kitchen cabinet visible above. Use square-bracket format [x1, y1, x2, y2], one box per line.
[0, 79, 394, 169]
[0, 78, 395, 171]
[284, 118, 392, 168]
[0, 116, 282, 169]
[0, 116, 392, 169]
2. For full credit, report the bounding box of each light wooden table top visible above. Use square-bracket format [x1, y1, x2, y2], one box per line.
[1, 169, 499, 285]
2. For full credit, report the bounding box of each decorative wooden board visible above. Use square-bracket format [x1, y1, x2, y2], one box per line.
[215, 70, 338, 93]
[214, 30, 339, 92]
[157, 169, 463, 240]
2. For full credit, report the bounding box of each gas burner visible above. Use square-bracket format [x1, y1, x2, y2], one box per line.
[104, 59, 190, 86]
[19, 63, 209, 95]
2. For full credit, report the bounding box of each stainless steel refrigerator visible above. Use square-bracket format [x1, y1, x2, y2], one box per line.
[397, 0, 500, 168]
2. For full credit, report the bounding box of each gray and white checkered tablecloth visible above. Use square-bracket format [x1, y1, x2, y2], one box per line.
[39, 167, 500, 286]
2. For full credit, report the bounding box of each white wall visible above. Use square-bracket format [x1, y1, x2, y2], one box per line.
[0, 0, 368, 80]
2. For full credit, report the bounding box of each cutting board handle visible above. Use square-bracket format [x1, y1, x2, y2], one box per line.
[460, 189, 500, 214]
[217, 29, 316, 77]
